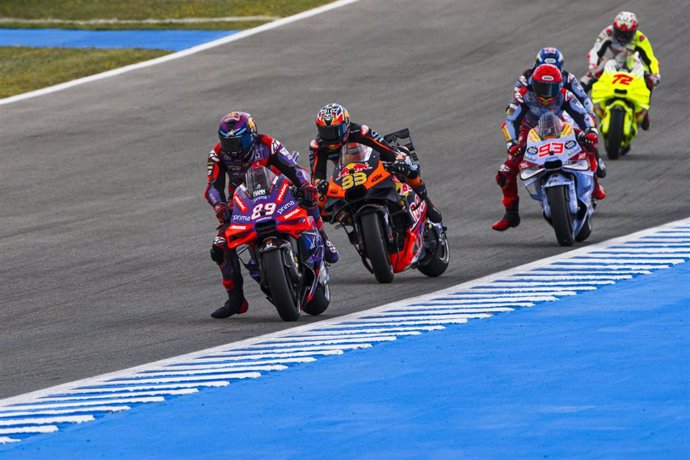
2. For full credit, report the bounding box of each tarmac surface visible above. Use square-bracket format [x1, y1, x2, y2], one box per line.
[1, 0, 689, 399]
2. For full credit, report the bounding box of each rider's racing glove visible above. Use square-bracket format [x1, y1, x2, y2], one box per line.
[315, 179, 329, 196]
[646, 73, 660, 90]
[295, 183, 318, 209]
[578, 128, 599, 152]
[506, 140, 523, 158]
[387, 160, 412, 177]
[387, 153, 419, 178]
[214, 202, 230, 224]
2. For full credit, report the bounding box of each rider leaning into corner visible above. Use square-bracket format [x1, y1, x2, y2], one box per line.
[492, 63, 605, 232]
[514, 47, 607, 179]
[580, 11, 660, 130]
[205, 111, 339, 319]
[309, 103, 443, 224]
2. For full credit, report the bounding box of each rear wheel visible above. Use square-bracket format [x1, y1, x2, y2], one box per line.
[418, 223, 450, 277]
[546, 185, 574, 247]
[605, 108, 625, 160]
[263, 249, 300, 321]
[360, 212, 394, 283]
[302, 282, 330, 316]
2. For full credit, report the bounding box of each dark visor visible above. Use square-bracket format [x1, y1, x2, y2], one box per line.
[614, 28, 634, 43]
[220, 132, 253, 155]
[318, 124, 346, 142]
[533, 81, 560, 99]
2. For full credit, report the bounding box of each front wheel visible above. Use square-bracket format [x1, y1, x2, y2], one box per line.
[546, 185, 574, 247]
[605, 108, 625, 160]
[360, 212, 394, 283]
[263, 249, 300, 321]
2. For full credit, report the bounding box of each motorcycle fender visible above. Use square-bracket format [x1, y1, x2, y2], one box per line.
[258, 237, 291, 253]
[542, 174, 578, 216]
[355, 204, 393, 244]
[623, 108, 635, 138]
[258, 238, 300, 282]
[599, 108, 611, 136]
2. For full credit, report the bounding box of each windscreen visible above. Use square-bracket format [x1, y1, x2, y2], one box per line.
[244, 166, 276, 198]
[339, 142, 371, 166]
[537, 112, 563, 140]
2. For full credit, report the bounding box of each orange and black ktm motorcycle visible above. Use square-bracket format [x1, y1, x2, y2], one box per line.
[320, 129, 449, 283]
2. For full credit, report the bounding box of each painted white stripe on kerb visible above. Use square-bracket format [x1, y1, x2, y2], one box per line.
[412, 297, 551, 304]
[0, 0, 361, 106]
[511, 274, 633, 280]
[5, 397, 165, 410]
[548, 264, 669, 270]
[58, 382, 229, 394]
[105, 372, 261, 385]
[39, 389, 198, 402]
[529, 269, 652, 275]
[0, 217, 687, 446]
[407, 302, 534, 308]
[469, 285, 597, 291]
[0, 407, 130, 418]
[0, 437, 20, 444]
[0, 415, 94, 426]
[0, 426, 58, 435]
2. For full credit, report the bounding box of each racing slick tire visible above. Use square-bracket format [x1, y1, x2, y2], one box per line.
[264, 249, 301, 321]
[546, 185, 574, 247]
[605, 108, 625, 160]
[360, 212, 394, 283]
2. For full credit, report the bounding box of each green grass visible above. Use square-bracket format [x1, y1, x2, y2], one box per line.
[0, 47, 169, 98]
[0, 0, 332, 28]
[0, 20, 270, 31]
[0, 0, 334, 98]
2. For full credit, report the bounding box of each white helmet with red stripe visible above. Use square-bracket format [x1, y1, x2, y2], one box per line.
[613, 11, 638, 44]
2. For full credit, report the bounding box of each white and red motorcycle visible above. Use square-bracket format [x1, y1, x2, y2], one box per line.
[519, 114, 596, 246]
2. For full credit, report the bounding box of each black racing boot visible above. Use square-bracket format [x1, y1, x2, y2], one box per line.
[211, 289, 249, 319]
[641, 111, 650, 131]
[413, 183, 442, 223]
[492, 202, 520, 232]
[319, 230, 339, 264]
[424, 198, 443, 224]
[596, 155, 607, 179]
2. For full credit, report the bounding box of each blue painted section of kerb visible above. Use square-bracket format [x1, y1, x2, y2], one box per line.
[0, 28, 238, 51]
[3, 262, 689, 458]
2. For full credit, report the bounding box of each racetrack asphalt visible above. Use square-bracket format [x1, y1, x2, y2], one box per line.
[1, 0, 689, 399]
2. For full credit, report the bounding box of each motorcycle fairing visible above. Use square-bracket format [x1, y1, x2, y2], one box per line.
[520, 124, 595, 239]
